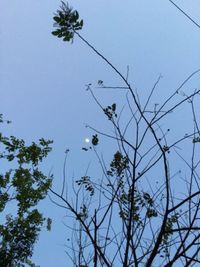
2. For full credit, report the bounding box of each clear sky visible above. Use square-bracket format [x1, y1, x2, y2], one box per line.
[1, 1, 200, 266]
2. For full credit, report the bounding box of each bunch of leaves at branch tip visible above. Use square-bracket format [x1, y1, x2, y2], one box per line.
[0, 116, 53, 266]
[97, 80, 104, 86]
[119, 188, 157, 222]
[160, 214, 179, 257]
[77, 204, 88, 220]
[52, 1, 83, 42]
[142, 192, 158, 218]
[162, 214, 179, 243]
[75, 176, 94, 196]
[118, 188, 141, 222]
[103, 103, 117, 120]
[92, 134, 99, 146]
[192, 136, 200, 143]
[107, 151, 129, 177]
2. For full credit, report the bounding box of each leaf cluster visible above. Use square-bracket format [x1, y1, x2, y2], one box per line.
[162, 214, 178, 245]
[76, 176, 94, 196]
[107, 151, 129, 177]
[119, 187, 157, 222]
[92, 134, 99, 146]
[192, 137, 200, 143]
[0, 117, 53, 266]
[52, 1, 83, 42]
[77, 204, 88, 220]
[103, 103, 117, 120]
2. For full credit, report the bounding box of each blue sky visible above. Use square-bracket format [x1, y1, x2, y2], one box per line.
[1, 1, 200, 266]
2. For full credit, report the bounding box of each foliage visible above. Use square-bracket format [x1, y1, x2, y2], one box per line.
[52, 1, 83, 42]
[0, 116, 53, 267]
[51, 2, 200, 266]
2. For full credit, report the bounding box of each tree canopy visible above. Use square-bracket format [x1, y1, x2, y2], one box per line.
[0, 114, 52, 267]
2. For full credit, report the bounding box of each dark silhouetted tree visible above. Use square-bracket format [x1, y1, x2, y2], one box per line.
[0, 114, 53, 267]
[51, 2, 200, 266]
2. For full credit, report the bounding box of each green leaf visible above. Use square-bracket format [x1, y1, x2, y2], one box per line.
[74, 11, 79, 20]
[53, 16, 61, 23]
[112, 103, 116, 112]
[52, 30, 59, 36]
